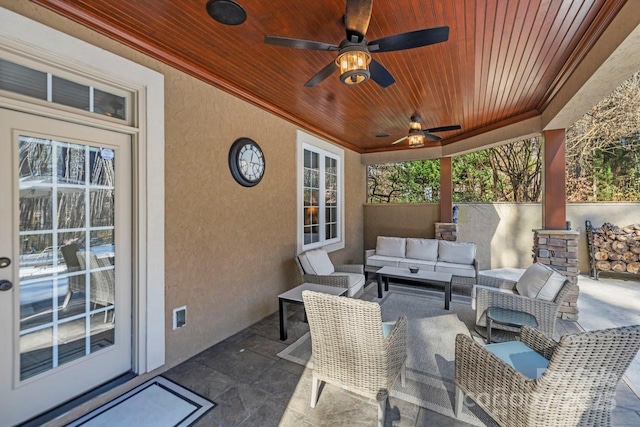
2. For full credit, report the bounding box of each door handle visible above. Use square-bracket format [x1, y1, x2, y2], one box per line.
[0, 257, 10, 268]
[0, 280, 12, 292]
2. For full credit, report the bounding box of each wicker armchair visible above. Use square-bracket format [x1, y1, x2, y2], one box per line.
[302, 290, 407, 427]
[296, 249, 366, 297]
[76, 251, 115, 321]
[455, 325, 640, 426]
[474, 274, 574, 338]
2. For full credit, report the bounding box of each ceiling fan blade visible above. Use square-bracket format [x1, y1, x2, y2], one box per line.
[369, 59, 396, 88]
[368, 26, 449, 53]
[304, 61, 339, 87]
[391, 136, 408, 145]
[423, 132, 442, 142]
[264, 36, 339, 51]
[344, 0, 373, 42]
[426, 125, 461, 133]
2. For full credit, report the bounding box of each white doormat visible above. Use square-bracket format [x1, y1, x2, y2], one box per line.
[66, 376, 215, 427]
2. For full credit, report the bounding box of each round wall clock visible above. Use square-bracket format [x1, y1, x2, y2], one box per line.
[228, 137, 265, 187]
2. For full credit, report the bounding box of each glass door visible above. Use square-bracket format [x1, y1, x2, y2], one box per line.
[0, 109, 132, 426]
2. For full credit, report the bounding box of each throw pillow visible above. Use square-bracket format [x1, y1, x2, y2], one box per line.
[376, 236, 406, 257]
[438, 240, 476, 264]
[406, 238, 439, 261]
[515, 263, 565, 300]
[537, 270, 566, 301]
[298, 249, 334, 275]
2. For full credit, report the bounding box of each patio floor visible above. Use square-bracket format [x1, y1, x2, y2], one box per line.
[161, 275, 640, 426]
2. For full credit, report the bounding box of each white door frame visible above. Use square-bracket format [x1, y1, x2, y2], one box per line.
[0, 7, 165, 374]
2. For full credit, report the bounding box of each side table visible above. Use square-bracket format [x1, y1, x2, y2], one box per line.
[486, 306, 538, 344]
[278, 282, 347, 341]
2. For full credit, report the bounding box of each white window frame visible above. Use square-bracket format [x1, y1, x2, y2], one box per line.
[1, 8, 166, 374]
[296, 130, 344, 254]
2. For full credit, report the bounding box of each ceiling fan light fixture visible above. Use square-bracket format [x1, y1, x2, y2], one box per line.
[407, 129, 425, 148]
[336, 45, 371, 85]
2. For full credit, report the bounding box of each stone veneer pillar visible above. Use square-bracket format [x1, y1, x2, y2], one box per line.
[435, 223, 458, 242]
[532, 229, 580, 320]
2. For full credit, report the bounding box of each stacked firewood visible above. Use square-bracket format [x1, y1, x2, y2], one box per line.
[592, 223, 640, 274]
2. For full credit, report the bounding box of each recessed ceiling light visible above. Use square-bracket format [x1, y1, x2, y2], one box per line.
[206, 0, 247, 26]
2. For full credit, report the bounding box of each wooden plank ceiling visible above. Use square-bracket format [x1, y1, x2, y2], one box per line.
[32, 0, 625, 153]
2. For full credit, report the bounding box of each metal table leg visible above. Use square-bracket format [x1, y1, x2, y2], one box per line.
[445, 279, 451, 310]
[279, 297, 287, 341]
[377, 273, 383, 298]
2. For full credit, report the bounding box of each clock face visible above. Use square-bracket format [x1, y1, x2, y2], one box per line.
[229, 138, 265, 187]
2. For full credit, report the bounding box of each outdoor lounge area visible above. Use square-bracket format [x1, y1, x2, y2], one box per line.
[156, 274, 640, 427]
[3, 1, 640, 426]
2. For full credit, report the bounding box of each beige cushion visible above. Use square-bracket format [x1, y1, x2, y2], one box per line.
[298, 249, 334, 275]
[330, 272, 365, 297]
[515, 263, 565, 301]
[376, 236, 406, 258]
[471, 284, 516, 310]
[406, 238, 439, 261]
[438, 240, 476, 265]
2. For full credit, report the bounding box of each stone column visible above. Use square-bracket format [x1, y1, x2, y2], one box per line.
[532, 229, 580, 320]
[435, 222, 458, 242]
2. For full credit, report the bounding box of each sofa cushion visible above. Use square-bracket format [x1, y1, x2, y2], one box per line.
[367, 254, 402, 268]
[406, 238, 439, 261]
[376, 236, 406, 258]
[435, 261, 476, 278]
[330, 272, 365, 297]
[438, 240, 476, 265]
[398, 259, 436, 271]
[471, 284, 516, 310]
[298, 249, 334, 275]
[485, 341, 549, 379]
[516, 263, 566, 301]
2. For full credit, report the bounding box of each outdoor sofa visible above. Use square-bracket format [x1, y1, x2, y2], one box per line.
[365, 236, 479, 285]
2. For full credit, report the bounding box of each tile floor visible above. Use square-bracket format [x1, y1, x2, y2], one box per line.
[161, 276, 640, 426]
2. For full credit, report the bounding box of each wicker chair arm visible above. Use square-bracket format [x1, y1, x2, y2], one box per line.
[385, 315, 408, 387]
[478, 275, 518, 290]
[519, 325, 558, 359]
[455, 334, 534, 425]
[335, 264, 364, 274]
[302, 274, 349, 289]
[476, 287, 559, 336]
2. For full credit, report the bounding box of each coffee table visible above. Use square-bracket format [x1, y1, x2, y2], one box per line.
[278, 282, 348, 341]
[376, 266, 453, 310]
[486, 306, 538, 344]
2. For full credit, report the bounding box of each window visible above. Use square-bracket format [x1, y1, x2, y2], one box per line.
[297, 131, 344, 253]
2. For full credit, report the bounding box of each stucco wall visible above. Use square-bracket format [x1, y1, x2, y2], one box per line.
[3, 2, 365, 367]
[364, 202, 640, 273]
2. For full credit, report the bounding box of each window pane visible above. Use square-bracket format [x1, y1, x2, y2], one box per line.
[20, 278, 54, 329]
[20, 327, 53, 380]
[19, 137, 53, 183]
[89, 147, 115, 186]
[20, 189, 52, 232]
[52, 76, 90, 111]
[57, 143, 86, 185]
[94, 88, 126, 120]
[58, 318, 87, 366]
[0, 58, 47, 100]
[90, 189, 114, 227]
[57, 189, 85, 229]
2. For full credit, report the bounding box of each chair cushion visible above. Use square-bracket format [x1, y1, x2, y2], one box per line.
[515, 263, 566, 301]
[298, 249, 334, 275]
[438, 240, 476, 265]
[330, 272, 365, 297]
[382, 321, 396, 338]
[376, 236, 406, 258]
[367, 254, 402, 268]
[406, 238, 439, 261]
[435, 261, 476, 277]
[471, 284, 516, 310]
[485, 341, 549, 379]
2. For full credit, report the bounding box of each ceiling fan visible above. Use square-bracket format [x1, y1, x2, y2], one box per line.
[264, 0, 449, 88]
[388, 116, 461, 148]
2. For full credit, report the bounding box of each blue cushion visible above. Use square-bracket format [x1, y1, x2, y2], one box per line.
[382, 321, 396, 338]
[485, 341, 549, 379]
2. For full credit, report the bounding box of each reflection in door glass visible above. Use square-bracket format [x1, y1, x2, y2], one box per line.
[18, 135, 117, 380]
